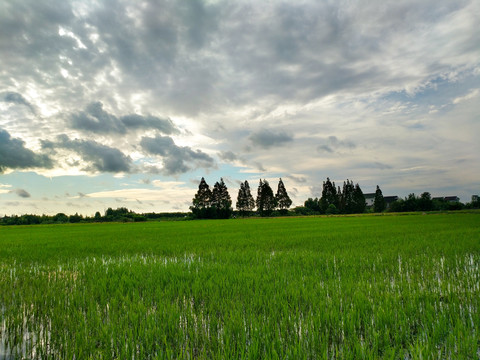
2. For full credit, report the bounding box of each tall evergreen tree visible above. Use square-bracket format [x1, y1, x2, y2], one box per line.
[212, 178, 232, 218]
[373, 185, 386, 212]
[236, 182, 246, 215]
[353, 183, 366, 213]
[256, 179, 263, 212]
[256, 179, 276, 216]
[340, 180, 355, 214]
[236, 180, 255, 216]
[190, 177, 212, 218]
[244, 180, 255, 213]
[275, 178, 292, 214]
[320, 177, 339, 213]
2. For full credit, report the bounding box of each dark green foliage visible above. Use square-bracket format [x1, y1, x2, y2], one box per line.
[403, 193, 418, 212]
[353, 183, 366, 213]
[191, 177, 232, 219]
[304, 197, 321, 213]
[236, 180, 255, 216]
[418, 192, 434, 211]
[190, 177, 212, 219]
[320, 177, 339, 213]
[190, 177, 214, 219]
[374, 185, 386, 212]
[256, 179, 276, 216]
[104, 207, 134, 222]
[325, 203, 338, 215]
[68, 213, 83, 223]
[466, 196, 480, 209]
[53, 213, 69, 223]
[275, 178, 292, 214]
[389, 193, 465, 213]
[211, 178, 233, 219]
[339, 180, 355, 213]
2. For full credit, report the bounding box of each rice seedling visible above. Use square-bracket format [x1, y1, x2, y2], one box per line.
[0, 213, 478, 358]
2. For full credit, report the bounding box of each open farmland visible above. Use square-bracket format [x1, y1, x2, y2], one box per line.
[0, 213, 479, 359]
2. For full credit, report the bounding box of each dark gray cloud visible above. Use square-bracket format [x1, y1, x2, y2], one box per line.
[42, 134, 133, 173]
[11, 188, 31, 198]
[249, 129, 293, 149]
[218, 151, 238, 162]
[317, 136, 356, 154]
[1, 92, 36, 115]
[0, 0, 477, 118]
[70, 102, 178, 135]
[140, 135, 214, 175]
[0, 129, 53, 172]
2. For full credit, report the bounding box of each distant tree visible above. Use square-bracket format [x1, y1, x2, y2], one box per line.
[53, 213, 69, 223]
[418, 192, 433, 211]
[256, 179, 276, 216]
[212, 178, 232, 219]
[340, 180, 355, 213]
[236, 180, 255, 216]
[388, 198, 405, 212]
[304, 197, 321, 213]
[190, 177, 213, 219]
[69, 213, 83, 223]
[373, 185, 386, 212]
[320, 178, 338, 213]
[403, 193, 418, 212]
[275, 178, 292, 214]
[353, 183, 366, 213]
[326, 204, 338, 215]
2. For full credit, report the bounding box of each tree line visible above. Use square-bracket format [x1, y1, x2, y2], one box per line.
[1, 177, 479, 225]
[0, 208, 187, 226]
[299, 178, 367, 215]
[190, 178, 292, 219]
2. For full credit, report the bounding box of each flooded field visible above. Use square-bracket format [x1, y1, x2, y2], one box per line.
[0, 214, 479, 358]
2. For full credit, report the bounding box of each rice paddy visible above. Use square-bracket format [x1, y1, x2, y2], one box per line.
[0, 213, 479, 359]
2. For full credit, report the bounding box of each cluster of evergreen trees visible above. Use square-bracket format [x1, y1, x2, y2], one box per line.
[301, 178, 367, 215]
[190, 178, 292, 218]
[190, 178, 233, 219]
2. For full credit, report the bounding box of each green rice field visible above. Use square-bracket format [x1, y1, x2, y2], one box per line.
[1, 213, 479, 359]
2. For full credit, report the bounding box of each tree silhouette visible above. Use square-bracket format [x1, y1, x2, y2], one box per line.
[212, 178, 232, 218]
[275, 178, 292, 214]
[191, 177, 213, 218]
[236, 180, 255, 216]
[353, 183, 366, 213]
[320, 177, 339, 213]
[256, 179, 276, 216]
[373, 185, 386, 212]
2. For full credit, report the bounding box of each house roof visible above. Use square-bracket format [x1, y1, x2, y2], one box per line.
[444, 196, 459, 201]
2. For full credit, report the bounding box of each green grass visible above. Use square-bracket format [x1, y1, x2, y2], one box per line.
[1, 213, 479, 359]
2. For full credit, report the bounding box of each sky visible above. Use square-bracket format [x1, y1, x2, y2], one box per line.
[0, 0, 479, 216]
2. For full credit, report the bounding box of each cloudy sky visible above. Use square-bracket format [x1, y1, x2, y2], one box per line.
[1, 0, 479, 216]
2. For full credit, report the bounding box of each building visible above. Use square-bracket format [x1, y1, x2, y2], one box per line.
[364, 193, 399, 209]
[433, 196, 460, 203]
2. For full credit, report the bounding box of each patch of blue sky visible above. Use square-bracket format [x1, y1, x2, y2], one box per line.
[380, 71, 479, 114]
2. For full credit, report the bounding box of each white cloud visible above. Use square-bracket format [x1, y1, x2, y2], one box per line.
[452, 88, 480, 104]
